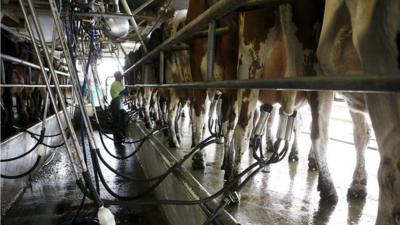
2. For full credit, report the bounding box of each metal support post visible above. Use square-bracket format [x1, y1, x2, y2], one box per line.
[18, 0, 80, 181]
[159, 51, 164, 85]
[207, 20, 216, 81]
[120, 0, 148, 53]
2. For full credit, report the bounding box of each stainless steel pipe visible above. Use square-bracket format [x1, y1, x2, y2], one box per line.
[0, 54, 70, 76]
[125, 75, 400, 93]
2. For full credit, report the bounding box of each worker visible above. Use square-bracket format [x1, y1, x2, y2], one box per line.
[110, 71, 128, 144]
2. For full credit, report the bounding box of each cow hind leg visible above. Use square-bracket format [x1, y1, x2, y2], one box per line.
[347, 109, 370, 199]
[167, 92, 180, 148]
[308, 91, 338, 203]
[289, 113, 302, 162]
[366, 94, 400, 225]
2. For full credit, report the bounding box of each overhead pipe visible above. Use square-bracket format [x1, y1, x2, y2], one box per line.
[126, 75, 400, 93]
[122, 0, 278, 75]
[0, 54, 70, 76]
[120, 0, 148, 52]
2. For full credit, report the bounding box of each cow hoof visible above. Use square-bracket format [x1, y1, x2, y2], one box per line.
[168, 139, 180, 148]
[192, 160, 205, 170]
[216, 136, 224, 144]
[308, 158, 319, 171]
[347, 184, 367, 199]
[225, 192, 240, 206]
[288, 152, 299, 162]
[145, 121, 153, 129]
[318, 180, 338, 203]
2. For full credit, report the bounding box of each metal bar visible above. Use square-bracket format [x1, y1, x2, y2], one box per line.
[0, 54, 70, 76]
[0, 84, 72, 88]
[26, 0, 89, 173]
[132, 0, 154, 16]
[49, 0, 100, 155]
[159, 51, 164, 85]
[207, 21, 216, 81]
[125, 75, 400, 93]
[122, 0, 275, 75]
[74, 12, 133, 18]
[120, 0, 148, 52]
[19, 0, 80, 181]
[194, 26, 230, 38]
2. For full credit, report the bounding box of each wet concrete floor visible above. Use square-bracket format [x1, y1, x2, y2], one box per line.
[158, 99, 379, 225]
[1, 131, 169, 225]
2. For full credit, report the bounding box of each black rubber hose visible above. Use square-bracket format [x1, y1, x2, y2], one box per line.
[101, 161, 262, 206]
[95, 136, 216, 182]
[1, 156, 42, 179]
[98, 123, 168, 144]
[31, 135, 66, 149]
[98, 126, 168, 160]
[82, 171, 103, 208]
[1, 129, 45, 162]
[13, 126, 66, 138]
[91, 137, 218, 200]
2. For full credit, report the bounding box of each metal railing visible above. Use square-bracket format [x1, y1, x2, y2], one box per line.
[126, 75, 400, 93]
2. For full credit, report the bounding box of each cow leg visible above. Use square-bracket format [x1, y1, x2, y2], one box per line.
[289, 112, 302, 162]
[143, 88, 153, 129]
[152, 90, 161, 125]
[366, 94, 400, 225]
[249, 104, 260, 148]
[168, 91, 180, 148]
[308, 91, 338, 203]
[191, 89, 209, 169]
[230, 89, 259, 180]
[347, 108, 369, 199]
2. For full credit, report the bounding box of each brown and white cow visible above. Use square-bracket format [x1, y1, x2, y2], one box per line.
[226, 0, 369, 204]
[317, 0, 400, 224]
[186, 0, 239, 169]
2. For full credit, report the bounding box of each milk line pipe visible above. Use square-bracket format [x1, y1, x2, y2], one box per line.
[122, 0, 279, 75]
[0, 54, 70, 76]
[125, 75, 400, 93]
[28, 0, 104, 206]
[18, 0, 80, 181]
[49, 0, 101, 153]
[131, 0, 154, 16]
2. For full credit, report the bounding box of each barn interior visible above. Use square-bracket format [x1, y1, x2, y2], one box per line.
[1, 0, 399, 225]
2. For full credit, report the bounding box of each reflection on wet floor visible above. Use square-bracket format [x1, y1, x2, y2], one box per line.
[166, 100, 379, 225]
[1, 131, 169, 225]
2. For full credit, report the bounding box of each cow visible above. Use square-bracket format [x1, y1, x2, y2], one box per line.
[224, 0, 371, 205]
[186, 0, 239, 170]
[317, 0, 400, 224]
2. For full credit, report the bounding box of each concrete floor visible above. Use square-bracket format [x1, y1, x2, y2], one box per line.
[163, 99, 380, 225]
[1, 131, 169, 225]
[1, 99, 380, 225]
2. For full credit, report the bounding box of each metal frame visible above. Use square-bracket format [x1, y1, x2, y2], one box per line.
[0, 84, 72, 88]
[126, 75, 400, 93]
[0, 54, 70, 76]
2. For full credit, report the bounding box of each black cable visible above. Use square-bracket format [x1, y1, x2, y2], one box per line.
[91, 136, 218, 200]
[13, 125, 66, 138]
[98, 126, 168, 160]
[1, 129, 45, 162]
[101, 161, 262, 206]
[70, 193, 86, 225]
[96, 136, 216, 183]
[1, 156, 42, 179]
